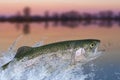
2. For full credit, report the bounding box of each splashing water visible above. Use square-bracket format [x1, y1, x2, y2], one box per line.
[0, 36, 22, 67]
[32, 40, 44, 47]
[0, 39, 103, 80]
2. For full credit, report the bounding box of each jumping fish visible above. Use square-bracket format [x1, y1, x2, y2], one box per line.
[2, 39, 100, 69]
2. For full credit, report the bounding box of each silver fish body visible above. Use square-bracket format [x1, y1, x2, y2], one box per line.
[2, 39, 100, 69]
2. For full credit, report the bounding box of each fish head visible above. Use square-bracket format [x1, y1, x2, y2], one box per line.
[79, 39, 100, 58]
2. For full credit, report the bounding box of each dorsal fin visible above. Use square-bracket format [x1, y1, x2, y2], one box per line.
[15, 46, 32, 59]
[2, 46, 32, 70]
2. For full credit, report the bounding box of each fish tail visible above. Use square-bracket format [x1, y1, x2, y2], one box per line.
[2, 61, 11, 70]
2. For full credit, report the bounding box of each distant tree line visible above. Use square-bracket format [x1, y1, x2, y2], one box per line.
[0, 7, 120, 22]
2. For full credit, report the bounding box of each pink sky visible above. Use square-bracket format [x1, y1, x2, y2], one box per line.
[0, 0, 120, 15]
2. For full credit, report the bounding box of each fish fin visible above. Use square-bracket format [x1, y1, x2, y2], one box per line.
[2, 61, 11, 70]
[15, 46, 32, 59]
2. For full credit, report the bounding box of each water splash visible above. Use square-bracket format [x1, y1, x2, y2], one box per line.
[0, 36, 22, 67]
[32, 37, 47, 47]
[32, 40, 44, 47]
[0, 39, 103, 80]
[0, 52, 90, 80]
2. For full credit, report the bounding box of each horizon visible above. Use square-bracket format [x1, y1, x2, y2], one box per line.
[0, 0, 120, 16]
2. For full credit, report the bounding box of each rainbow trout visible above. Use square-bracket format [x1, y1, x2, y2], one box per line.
[2, 39, 100, 69]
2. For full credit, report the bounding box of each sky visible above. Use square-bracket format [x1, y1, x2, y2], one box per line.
[0, 0, 120, 15]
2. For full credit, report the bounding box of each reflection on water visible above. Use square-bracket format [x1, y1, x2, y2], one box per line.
[16, 23, 30, 34]
[23, 23, 30, 34]
[14, 21, 120, 35]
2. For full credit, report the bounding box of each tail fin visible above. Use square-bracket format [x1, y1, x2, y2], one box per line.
[2, 61, 11, 70]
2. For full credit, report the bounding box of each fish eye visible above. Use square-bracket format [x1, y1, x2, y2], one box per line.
[90, 43, 95, 48]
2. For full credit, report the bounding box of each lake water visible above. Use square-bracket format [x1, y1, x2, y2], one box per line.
[0, 22, 120, 80]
